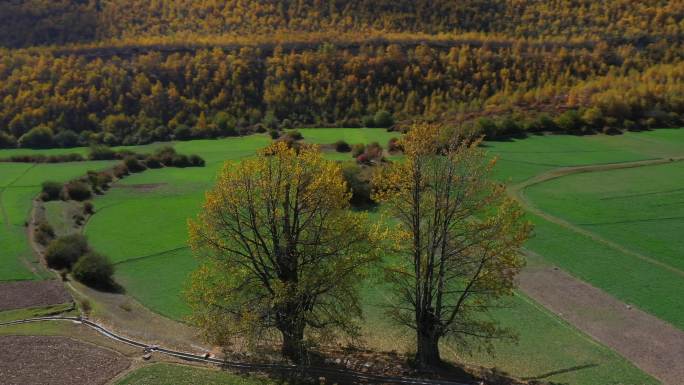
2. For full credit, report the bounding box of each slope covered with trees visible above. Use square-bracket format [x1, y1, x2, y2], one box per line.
[2, 0, 682, 48]
[0, 0, 682, 148]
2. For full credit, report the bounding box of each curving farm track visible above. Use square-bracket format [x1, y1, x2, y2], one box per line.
[510, 157, 684, 385]
[0, 316, 472, 385]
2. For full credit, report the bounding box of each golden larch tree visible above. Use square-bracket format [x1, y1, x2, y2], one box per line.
[373, 124, 532, 368]
[187, 141, 379, 362]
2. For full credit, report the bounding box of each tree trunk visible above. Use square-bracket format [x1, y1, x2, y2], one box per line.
[278, 308, 305, 363]
[415, 321, 441, 369]
[416, 308, 442, 370]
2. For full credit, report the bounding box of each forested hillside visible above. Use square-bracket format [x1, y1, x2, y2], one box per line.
[0, 0, 682, 148]
[2, 0, 682, 48]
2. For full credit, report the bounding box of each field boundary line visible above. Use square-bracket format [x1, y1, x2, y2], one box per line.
[517, 255, 684, 385]
[510, 156, 684, 277]
[0, 163, 37, 229]
[113, 246, 190, 266]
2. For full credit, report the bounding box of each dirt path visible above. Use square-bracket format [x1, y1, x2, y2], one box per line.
[509, 157, 684, 385]
[519, 257, 684, 385]
[509, 157, 684, 277]
[24, 197, 207, 354]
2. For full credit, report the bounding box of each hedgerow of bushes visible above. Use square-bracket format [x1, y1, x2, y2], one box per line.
[38, 145, 205, 203]
[45, 234, 115, 290]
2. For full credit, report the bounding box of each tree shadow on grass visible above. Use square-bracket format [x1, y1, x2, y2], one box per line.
[522, 363, 598, 382]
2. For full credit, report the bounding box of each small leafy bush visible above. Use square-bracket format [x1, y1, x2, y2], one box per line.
[334, 140, 351, 152]
[341, 162, 374, 207]
[35, 222, 55, 246]
[268, 129, 281, 139]
[373, 110, 395, 128]
[189, 154, 206, 167]
[362, 115, 375, 128]
[64, 181, 92, 201]
[284, 130, 303, 141]
[145, 156, 163, 169]
[152, 146, 177, 166]
[72, 251, 115, 289]
[351, 143, 366, 157]
[387, 137, 401, 153]
[124, 156, 147, 173]
[171, 154, 191, 167]
[45, 234, 89, 270]
[112, 163, 129, 178]
[41, 181, 63, 201]
[89, 145, 117, 160]
[83, 201, 94, 214]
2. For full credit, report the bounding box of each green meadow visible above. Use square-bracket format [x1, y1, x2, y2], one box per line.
[0, 160, 115, 281]
[116, 363, 276, 385]
[2, 127, 683, 384]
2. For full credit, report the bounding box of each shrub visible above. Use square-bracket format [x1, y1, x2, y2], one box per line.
[281, 119, 294, 130]
[555, 110, 585, 133]
[268, 129, 281, 139]
[45, 234, 89, 270]
[72, 251, 115, 289]
[35, 222, 55, 246]
[189, 154, 206, 167]
[124, 156, 146, 173]
[112, 163, 129, 178]
[624, 119, 638, 131]
[89, 145, 116, 160]
[85, 171, 112, 191]
[362, 115, 376, 128]
[582, 107, 605, 128]
[387, 137, 401, 153]
[285, 130, 303, 141]
[476, 117, 499, 138]
[498, 117, 522, 136]
[41, 181, 63, 201]
[18, 125, 54, 148]
[173, 124, 193, 140]
[356, 153, 370, 165]
[341, 162, 374, 207]
[365, 142, 384, 160]
[351, 143, 366, 157]
[54, 130, 80, 147]
[253, 124, 266, 133]
[0, 132, 17, 148]
[152, 146, 177, 166]
[373, 110, 395, 128]
[334, 140, 351, 152]
[83, 202, 94, 214]
[64, 181, 92, 201]
[145, 156, 163, 169]
[171, 154, 191, 167]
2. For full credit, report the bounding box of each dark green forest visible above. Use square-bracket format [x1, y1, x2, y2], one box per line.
[0, 0, 682, 148]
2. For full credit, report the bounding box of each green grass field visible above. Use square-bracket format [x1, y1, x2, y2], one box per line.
[486, 129, 684, 183]
[523, 161, 684, 330]
[116, 363, 276, 385]
[0, 161, 116, 281]
[3, 127, 683, 384]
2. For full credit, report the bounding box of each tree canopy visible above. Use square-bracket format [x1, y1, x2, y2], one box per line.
[373, 124, 532, 367]
[187, 141, 380, 362]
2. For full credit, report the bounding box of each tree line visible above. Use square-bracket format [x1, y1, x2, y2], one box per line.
[1, 42, 682, 149]
[1, 0, 681, 48]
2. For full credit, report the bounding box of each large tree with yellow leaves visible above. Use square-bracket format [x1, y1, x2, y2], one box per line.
[187, 141, 379, 362]
[373, 124, 531, 368]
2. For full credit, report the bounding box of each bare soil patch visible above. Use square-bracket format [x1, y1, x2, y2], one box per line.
[519, 262, 684, 385]
[0, 335, 130, 385]
[0, 280, 71, 311]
